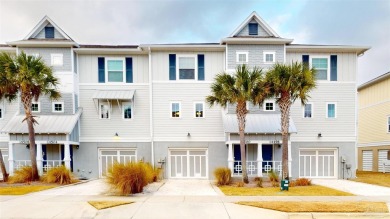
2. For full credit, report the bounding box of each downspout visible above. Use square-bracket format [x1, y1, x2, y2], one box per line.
[148, 47, 154, 167]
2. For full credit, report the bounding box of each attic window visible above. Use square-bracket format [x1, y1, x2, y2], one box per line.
[45, 27, 54, 38]
[248, 23, 258, 35]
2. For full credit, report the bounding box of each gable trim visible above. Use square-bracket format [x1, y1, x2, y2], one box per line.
[229, 11, 280, 38]
[23, 15, 74, 41]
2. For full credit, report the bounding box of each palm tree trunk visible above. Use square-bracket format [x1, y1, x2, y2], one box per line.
[279, 92, 291, 180]
[21, 93, 39, 181]
[0, 149, 8, 182]
[237, 101, 248, 183]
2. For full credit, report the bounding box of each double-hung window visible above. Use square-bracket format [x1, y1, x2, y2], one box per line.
[312, 57, 329, 80]
[236, 52, 248, 63]
[263, 52, 275, 63]
[171, 102, 181, 118]
[264, 101, 275, 111]
[100, 103, 110, 119]
[52, 102, 64, 113]
[123, 103, 132, 120]
[326, 103, 337, 118]
[106, 58, 125, 82]
[178, 56, 196, 80]
[303, 103, 312, 118]
[51, 54, 63, 66]
[31, 102, 40, 113]
[194, 102, 204, 118]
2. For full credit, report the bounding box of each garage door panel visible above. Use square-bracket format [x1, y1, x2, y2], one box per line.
[299, 149, 337, 178]
[378, 150, 390, 173]
[99, 149, 137, 178]
[169, 149, 208, 179]
[362, 150, 373, 171]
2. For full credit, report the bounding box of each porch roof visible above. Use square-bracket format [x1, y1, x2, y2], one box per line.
[222, 113, 297, 134]
[1, 108, 82, 134]
[92, 90, 135, 100]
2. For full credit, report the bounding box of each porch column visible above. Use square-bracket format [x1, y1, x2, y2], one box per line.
[63, 143, 71, 170]
[8, 142, 14, 175]
[227, 143, 234, 174]
[288, 141, 292, 178]
[257, 143, 263, 177]
[36, 143, 43, 175]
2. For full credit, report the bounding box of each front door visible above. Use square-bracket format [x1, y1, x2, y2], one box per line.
[262, 144, 273, 170]
[233, 144, 241, 174]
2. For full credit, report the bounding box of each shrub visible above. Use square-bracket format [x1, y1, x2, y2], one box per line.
[143, 163, 161, 183]
[236, 181, 245, 187]
[42, 166, 75, 185]
[107, 162, 150, 195]
[253, 177, 262, 182]
[8, 166, 34, 183]
[256, 178, 263, 188]
[268, 171, 279, 183]
[292, 178, 312, 187]
[213, 167, 231, 186]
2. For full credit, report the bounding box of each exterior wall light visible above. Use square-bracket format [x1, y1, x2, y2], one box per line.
[318, 133, 322, 138]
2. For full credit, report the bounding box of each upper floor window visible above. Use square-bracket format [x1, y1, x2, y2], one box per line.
[171, 102, 181, 118]
[107, 59, 125, 82]
[52, 102, 64, 113]
[326, 103, 336, 118]
[263, 101, 275, 111]
[312, 57, 329, 80]
[100, 103, 110, 119]
[303, 103, 312, 118]
[236, 52, 248, 63]
[263, 52, 275, 63]
[248, 23, 258, 35]
[51, 54, 63, 66]
[45, 26, 54, 38]
[194, 102, 204, 118]
[178, 56, 196, 80]
[387, 116, 390, 133]
[123, 103, 132, 120]
[31, 102, 40, 113]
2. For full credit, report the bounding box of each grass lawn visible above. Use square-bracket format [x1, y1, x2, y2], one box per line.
[352, 171, 390, 187]
[237, 201, 389, 213]
[219, 185, 353, 196]
[88, 201, 133, 210]
[0, 184, 57, 195]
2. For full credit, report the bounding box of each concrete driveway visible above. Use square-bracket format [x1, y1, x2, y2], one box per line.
[312, 179, 390, 196]
[153, 179, 219, 196]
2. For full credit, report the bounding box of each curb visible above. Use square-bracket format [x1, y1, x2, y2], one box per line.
[289, 213, 390, 219]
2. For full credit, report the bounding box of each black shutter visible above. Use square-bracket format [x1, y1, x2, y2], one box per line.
[126, 57, 133, 83]
[169, 54, 176, 80]
[330, 55, 337, 81]
[98, 57, 105, 83]
[198, 54, 205, 81]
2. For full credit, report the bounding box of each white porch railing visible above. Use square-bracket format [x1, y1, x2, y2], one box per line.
[43, 160, 63, 172]
[15, 160, 31, 170]
[233, 160, 282, 176]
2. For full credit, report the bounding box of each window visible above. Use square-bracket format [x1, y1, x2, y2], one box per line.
[52, 102, 64, 113]
[303, 103, 312, 118]
[107, 59, 125, 82]
[312, 57, 329, 80]
[171, 102, 181, 118]
[194, 102, 204, 118]
[326, 103, 337, 118]
[263, 52, 275, 63]
[263, 101, 275, 111]
[45, 26, 54, 38]
[31, 102, 40, 112]
[123, 103, 132, 119]
[236, 52, 248, 63]
[388, 116, 390, 133]
[178, 56, 196, 80]
[100, 103, 110, 119]
[51, 54, 63, 66]
[248, 23, 258, 35]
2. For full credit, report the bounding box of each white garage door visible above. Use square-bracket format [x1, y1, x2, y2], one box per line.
[378, 149, 390, 173]
[362, 150, 373, 171]
[169, 149, 208, 179]
[98, 149, 137, 178]
[0, 150, 8, 180]
[299, 149, 337, 178]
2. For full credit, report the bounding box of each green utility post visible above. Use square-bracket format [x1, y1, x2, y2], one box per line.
[281, 178, 289, 191]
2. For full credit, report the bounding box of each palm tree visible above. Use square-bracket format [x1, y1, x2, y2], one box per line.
[265, 62, 316, 180]
[206, 65, 267, 183]
[0, 51, 60, 180]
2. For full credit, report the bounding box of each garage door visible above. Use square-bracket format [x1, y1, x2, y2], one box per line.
[0, 150, 8, 180]
[98, 149, 137, 178]
[169, 149, 208, 179]
[378, 149, 390, 173]
[362, 150, 373, 171]
[299, 149, 337, 178]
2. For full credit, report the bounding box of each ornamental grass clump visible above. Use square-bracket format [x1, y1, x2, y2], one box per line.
[8, 166, 34, 183]
[214, 167, 232, 186]
[143, 163, 161, 183]
[42, 166, 75, 185]
[107, 162, 151, 195]
[291, 178, 312, 187]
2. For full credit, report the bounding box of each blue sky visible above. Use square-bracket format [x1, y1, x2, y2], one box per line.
[0, 0, 389, 84]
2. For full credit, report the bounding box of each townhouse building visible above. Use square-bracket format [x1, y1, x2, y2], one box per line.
[0, 12, 369, 180]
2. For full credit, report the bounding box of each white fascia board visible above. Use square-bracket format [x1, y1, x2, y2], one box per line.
[73, 48, 146, 55]
[140, 44, 226, 52]
[221, 38, 293, 44]
[7, 40, 78, 47]
[0, 47, 16, 53]
[286, 45, 370, 56]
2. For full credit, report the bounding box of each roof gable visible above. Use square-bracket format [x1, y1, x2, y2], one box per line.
[230, 12, 280, 38]
[24, 16, 74, 41]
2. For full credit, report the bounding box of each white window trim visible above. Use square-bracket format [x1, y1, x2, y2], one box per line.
[263, 100, 276, 112]
[303, 102, 313, 118]
[122, 102, 133, 120]
[99, 102, 111, 119]
[31, 101, 40, 113]
[236, 52, 248, 63]
[176, 55, 197, 80]
[263, 51, 276, 63]
[170, 102, 181, 118]
[193, 102, 205, 118]
[310, 56, 330, 81]
[326, 102, 337, 118]
[105, 57, 126, 83]
[51, 53, 63, 66]
[52, 102, 64, 113]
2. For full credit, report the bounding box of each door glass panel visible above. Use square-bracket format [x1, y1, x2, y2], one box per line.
[305, 156, 311, 176]
[189, 151, 206, 155]
[171, 157, 176, 177]
[171, 151, 187, 155]
[299, 156, 304, 177]
[329, 157, 334, 176]
[300, 151, 316, 156]
[177, 157, 182, 174]
[189, 156, 194, 177]
[311, 156, 316, 176]
[120, 150, 136, 156]
[318, 156, 324, 177]
[101, 151, 116, 155]
[182, 156, 187, 177]
[318, 151, 334, 155]
[201, 156, 206, 177]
